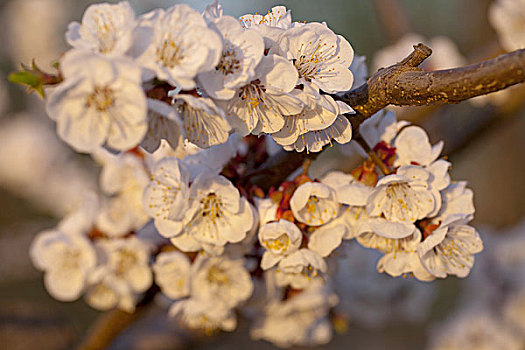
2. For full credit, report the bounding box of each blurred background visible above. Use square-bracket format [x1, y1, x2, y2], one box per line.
[1, 0, 525, 349]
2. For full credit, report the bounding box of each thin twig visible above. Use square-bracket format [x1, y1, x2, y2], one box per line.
[302, 158, 312, 175]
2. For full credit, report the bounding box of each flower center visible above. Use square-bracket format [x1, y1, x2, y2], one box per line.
[304, 196, 322, 218]
[60, 248, 81, 270]
[300, 265, 319, 279]
[114, 248, 138, 276]
[216, 43, 241, 75]
[157, 36, 184, 68]
[207, 265, 229, 285]
[385, 182, 416, 208]
[87, 85, 115, 112]
[200, 193, 223, 220]
[293, 40, 336, 81]
[263, 233, 290, 253]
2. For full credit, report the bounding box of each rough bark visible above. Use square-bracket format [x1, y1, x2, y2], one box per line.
[339, 44, 525, 118]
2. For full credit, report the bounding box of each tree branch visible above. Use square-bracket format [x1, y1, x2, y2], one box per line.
[251, 44, 525, 189]
[339, 44, 525, 118]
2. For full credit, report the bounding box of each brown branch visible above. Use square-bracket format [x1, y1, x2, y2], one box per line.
[251, 44, 525, 189]
[339, 44, 525, 118]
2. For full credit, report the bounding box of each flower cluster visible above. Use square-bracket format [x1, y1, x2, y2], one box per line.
[45, 1, 355, 155]
[342, 110, 482, 281]
[26, 1, 484, 348]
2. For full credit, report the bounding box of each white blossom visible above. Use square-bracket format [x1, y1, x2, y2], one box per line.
[30, 228, 97, 301]
[143, 157, 190, 237]
[348, 54, 368, 89]
[251, 285, 338, 348]
[152, 250, 191, 300]
[172, 94, 231, 148]
[141, 99, 183, 153]
[179, 134, 241, 180]
[29, 194, 98, 301]
[84, 266, 136, 312]
[418, 216, 483, 279]
[240, 6, 292, 49]
[191, 255, 253, 308]
[393, 125, 444, 167]
[293, 100, 353, 152]
[220, 54, 302, 135]
[366, 165, 441, 237]
[96, 236, 153, 294]
[46, 50, 147, 153]
[438, 181, 475, 222]
[290, 181, 339, 226]
[276, 22, 354, 94]
[198, 15, 264, 100]
[259, 220, 303, 269]
[307, 217, 348, 257]
[169, 173, 254, 253]
[271, 94, 340, 147]
[169, 298, 237, 332]
[137, 4, 222, 89]
[357, 109, 408, 151]
[275, 248, 327, 288]
[255, 197, 279, 226]
[65, 1, 137, 56]
[373, 230, 435, 280]
[94, 149, 150, 236]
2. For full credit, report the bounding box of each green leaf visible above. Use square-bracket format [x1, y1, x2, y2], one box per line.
[8, 71, 45, 98]
[8, 71, 41, 88]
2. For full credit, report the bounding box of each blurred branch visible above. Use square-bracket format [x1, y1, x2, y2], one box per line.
[76, 286, 159, 350]
[251, 44, 525, 190]
[372, 0, 411, 42]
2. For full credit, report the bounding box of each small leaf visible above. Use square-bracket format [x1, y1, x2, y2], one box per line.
[8, 71, 41, 88]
